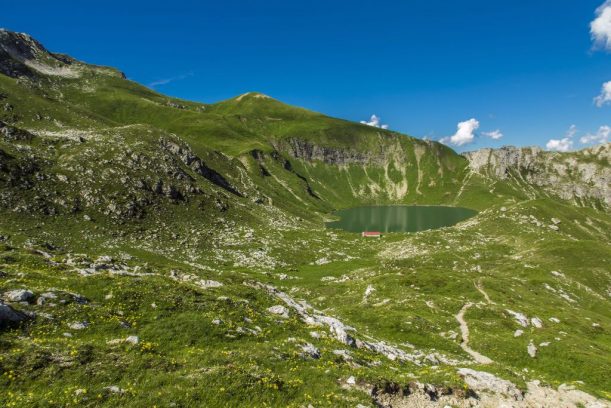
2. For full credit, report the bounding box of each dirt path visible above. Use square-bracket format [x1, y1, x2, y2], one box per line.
[456, 303, 494, 365]
[474, 280, 495, 305]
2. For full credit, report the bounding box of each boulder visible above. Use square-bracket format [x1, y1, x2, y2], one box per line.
[68, 321, 89, 330]
[104, 386, 125, 394]
[125, 335, 139, 344]
[267, 305, 289, 318]
[531, 317, 543, 328]
[301, 343, 321, 359]
[458, 368, 523, 401]
[107, 336, 139, 346]
[3, 289, 34, 303]
[0, 302, 28, 327]
[506, 309, 529, 327]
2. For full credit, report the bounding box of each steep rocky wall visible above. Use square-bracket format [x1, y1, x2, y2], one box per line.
[463, 144, 611, 207]
[262, 137, 468, 206]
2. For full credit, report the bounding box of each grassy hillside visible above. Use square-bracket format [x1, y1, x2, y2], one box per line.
[1, 30, 609, 407]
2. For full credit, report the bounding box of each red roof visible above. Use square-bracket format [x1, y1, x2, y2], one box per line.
[362, 231, 382, 236]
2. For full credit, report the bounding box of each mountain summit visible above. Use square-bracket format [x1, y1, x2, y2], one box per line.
[0, 28, 124, 79]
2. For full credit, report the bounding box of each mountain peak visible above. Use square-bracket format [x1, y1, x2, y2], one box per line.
[0, 29, 124, 79]
[234, 92, 273, 102]
[0, 28, 82, 79]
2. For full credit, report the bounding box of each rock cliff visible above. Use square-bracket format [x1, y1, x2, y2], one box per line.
[463, 144, 611, 207]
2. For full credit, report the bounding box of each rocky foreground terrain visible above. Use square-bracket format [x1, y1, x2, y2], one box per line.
[0, 29, 610, 407]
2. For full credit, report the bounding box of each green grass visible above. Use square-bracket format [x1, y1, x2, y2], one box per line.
[0, 47, 610, 407]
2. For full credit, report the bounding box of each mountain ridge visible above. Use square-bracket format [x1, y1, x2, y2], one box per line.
[463, 144, 610, 207]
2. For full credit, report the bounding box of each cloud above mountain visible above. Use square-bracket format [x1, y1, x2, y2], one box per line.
[441, 118, 480, 146]
[482, 129, 504, 140]
[439, 119, 503, 147]
[546, 125, 576, 152]
[580, 125, 610, 145]
[591, 1, 611, 51]
[594, 80, 611, 107]
[360, 114, 389, 129]
[546, 138, 573, 152]
[546, 124, 609, 152]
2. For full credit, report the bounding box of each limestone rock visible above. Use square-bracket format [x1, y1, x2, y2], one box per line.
[463, 145, 611, 207]
[267, 305, 289, 318]
[3, 289, 34, 303]
[458, 368, 523, 401]
[300, 343, 321, 359]
[68, 321, 89, 330]
[531, 317, 543, 328]
[506, 309, 529, 327]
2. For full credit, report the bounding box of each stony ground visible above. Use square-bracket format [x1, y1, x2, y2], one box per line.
[1, 193, 609, 407]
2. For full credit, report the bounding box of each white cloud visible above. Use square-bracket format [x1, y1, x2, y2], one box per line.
[594, 80, 611, 107]
[580, 125, 610, 145]
[546, 125, 577, 152]
[360, 114, 389, 129]
[546, 124, 609, 151]
[591, 1, 611, 51]
[546, 138, 573, 152]
[440, 118, 480, 146]
[148, 72, 193, 88]
[482, 129, 503, 140]
[565, 124, 578, 139]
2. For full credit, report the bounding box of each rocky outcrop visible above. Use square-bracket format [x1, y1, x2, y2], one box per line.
[0, 28, 124, 79]
[348, 369, 610, 408]
[279, 138, 376, 166]
[0, 121, 34, 141]
[2, 289, 34, 303]
[0, 29, 49, 78]
[246, 280, 457, 366]
[463, 144, 611, 207]
[160, 138, 242, 197]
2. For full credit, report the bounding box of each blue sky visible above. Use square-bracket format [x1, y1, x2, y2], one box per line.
[3, 0, 611, 151]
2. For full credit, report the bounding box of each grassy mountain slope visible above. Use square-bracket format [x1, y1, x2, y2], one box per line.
[0, 29, 610, 407]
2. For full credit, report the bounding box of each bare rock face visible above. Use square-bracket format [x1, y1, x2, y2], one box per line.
[280, 138, 375, 166]
[0, 29, 79, 79]
[463, 146, 544, 179]
[463, 144, 611, 207]
[367, 369, 611, 407]
[0, 29, 49, 78]
[458, 368, 523, 401]
[0, 28, 124, 79]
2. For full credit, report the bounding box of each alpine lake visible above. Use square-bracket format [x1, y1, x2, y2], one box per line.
[326, 205, 478, 233]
